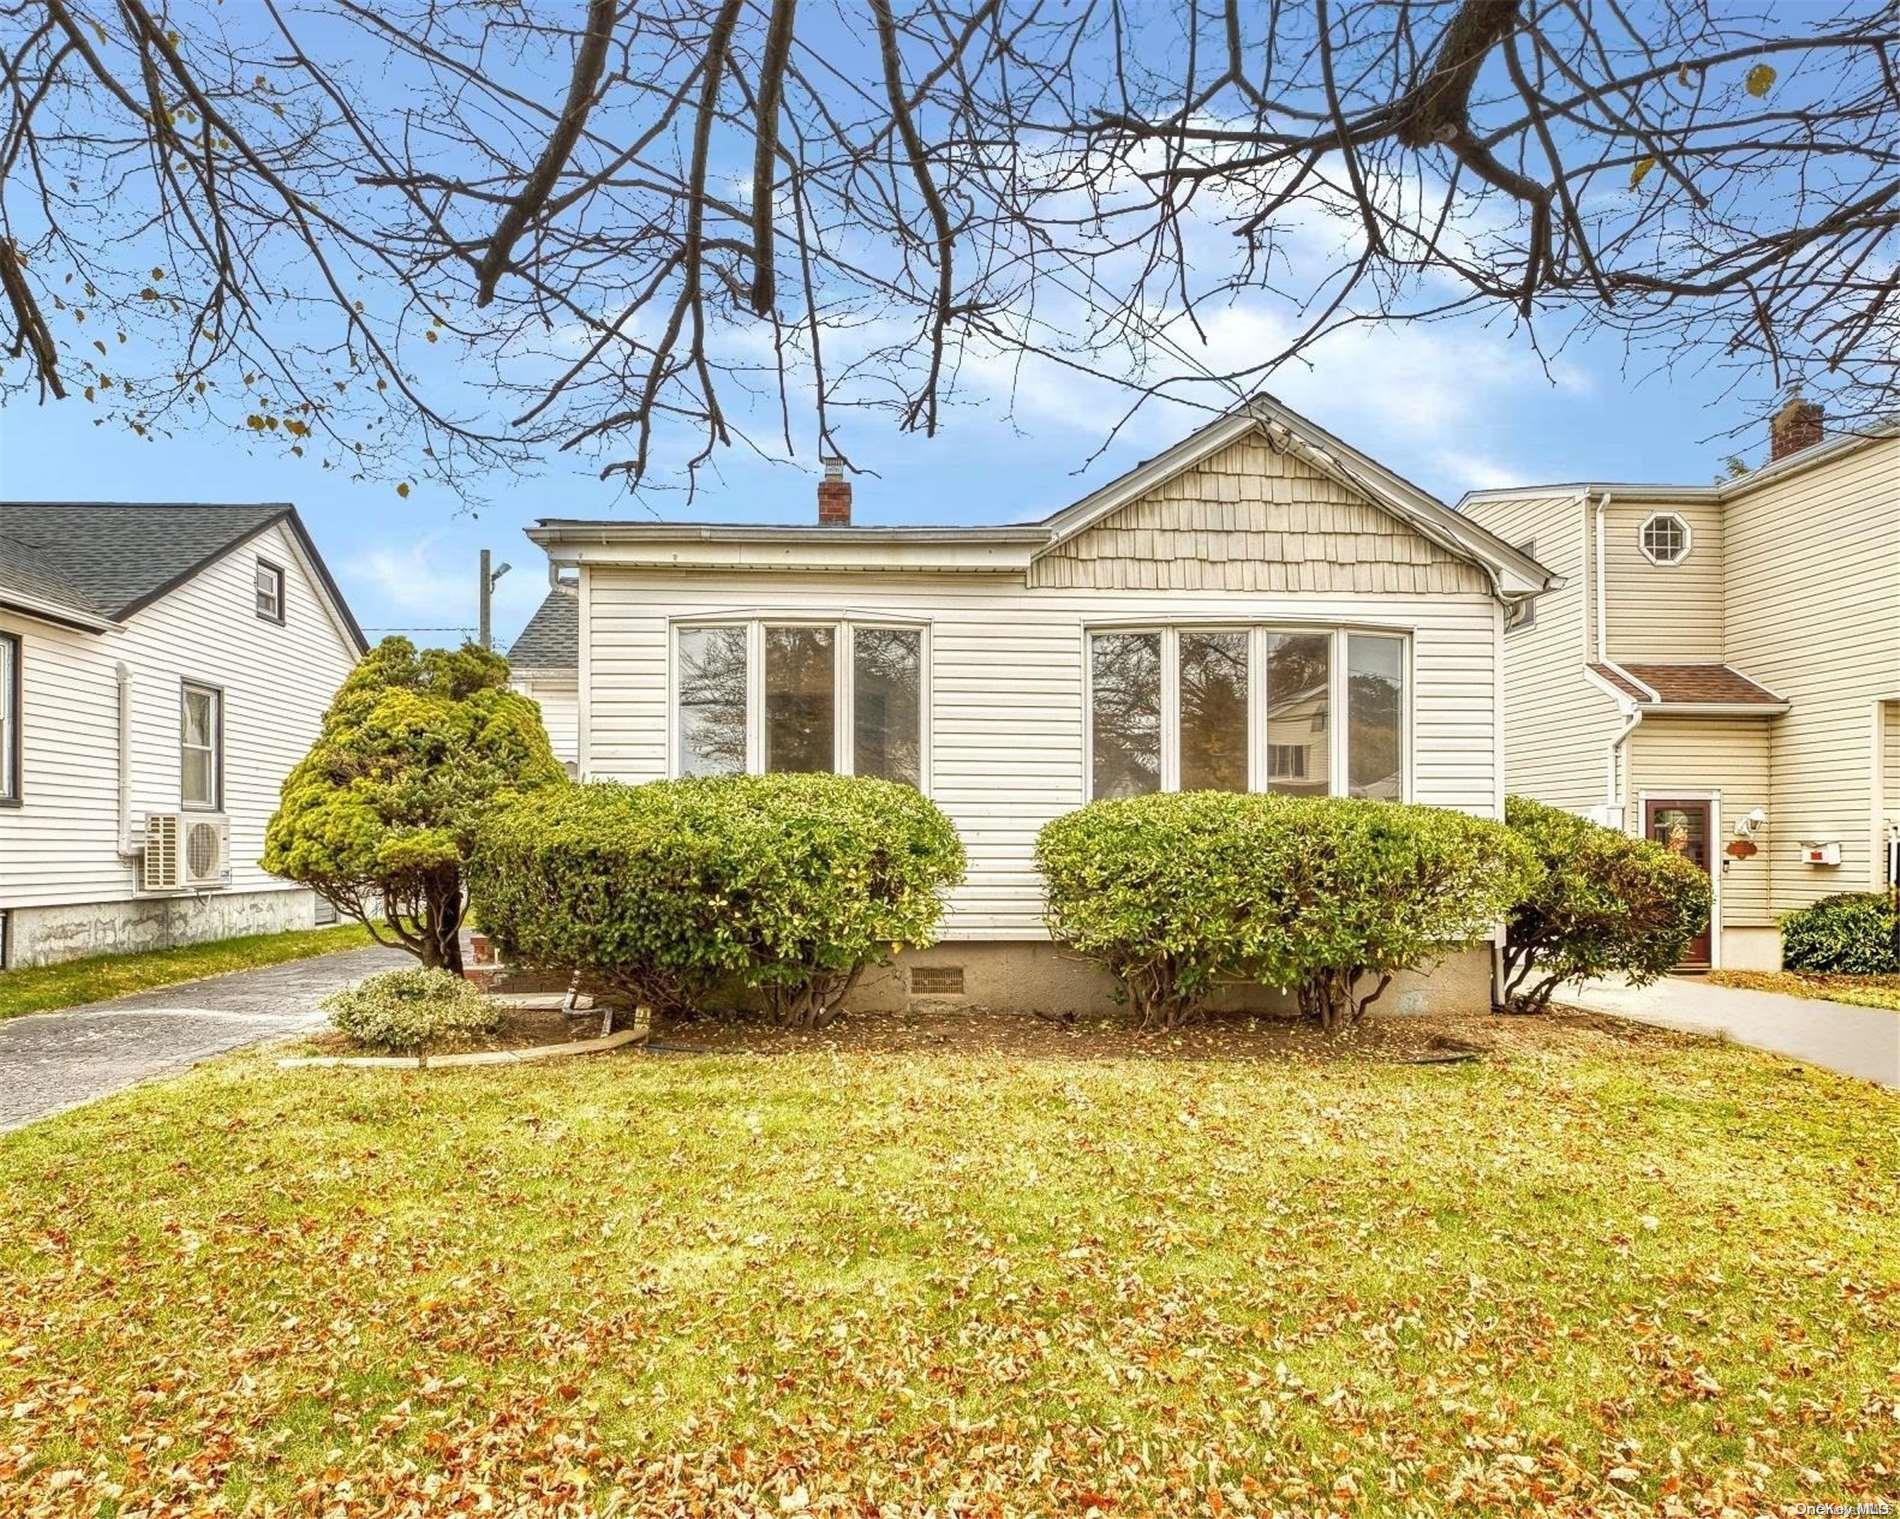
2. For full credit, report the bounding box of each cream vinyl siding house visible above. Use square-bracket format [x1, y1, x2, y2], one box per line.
[505, 580, 580, 773]
[0, 505, 365, 968]
[1463, 407, 1900, 971]
[527, 401, 1553, 1015]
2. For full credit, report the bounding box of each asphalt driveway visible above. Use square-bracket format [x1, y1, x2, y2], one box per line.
[0, 945, 407, 1131]
[1569, 974, 1900, 1088]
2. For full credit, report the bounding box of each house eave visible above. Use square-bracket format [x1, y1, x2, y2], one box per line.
[1635, 701, 1790, 718]
[530, 522, 1045, 574]
[0, 590, 115, 633]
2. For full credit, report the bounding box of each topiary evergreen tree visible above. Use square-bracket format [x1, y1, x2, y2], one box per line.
[264, 637, 563, 972]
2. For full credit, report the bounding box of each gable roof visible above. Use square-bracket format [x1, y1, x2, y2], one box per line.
[0, 502, 367, 651]
[507, 584, 579, 674]
[527, 397, 1559, 600]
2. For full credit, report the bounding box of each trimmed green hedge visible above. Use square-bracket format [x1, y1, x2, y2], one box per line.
[1036, 792, 1537, 1029]
[323, 966, 500, 1053]
[1500, 796, 1712, 1011]
[469, 774, 965, 1026]
[1781, 892, 1899, 974]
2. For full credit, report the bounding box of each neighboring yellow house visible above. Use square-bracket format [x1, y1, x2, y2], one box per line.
[1464, 400, 1900, 971]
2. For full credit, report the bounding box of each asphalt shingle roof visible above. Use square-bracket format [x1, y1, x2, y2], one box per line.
[507, 584, 579, 672]
[0, 502, 290, 622]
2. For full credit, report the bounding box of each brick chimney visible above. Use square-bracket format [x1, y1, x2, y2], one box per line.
[817, 456, 852, 525]
[1769, 389, 1823, 461]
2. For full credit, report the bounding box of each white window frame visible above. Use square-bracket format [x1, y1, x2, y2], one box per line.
[1638, 512, 1692, 566]
[667, 614, 932, 789]
[179, 680, 224, 812]
[1082, 621, 1413, 803]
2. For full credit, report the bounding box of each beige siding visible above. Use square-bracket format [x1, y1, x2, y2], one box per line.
[1602, 497, 1725, 662]
[1459, 492, 1623, 811]
[1627, 718, 1773, 928]
[582, 571, 1501, 940]
[1033, 437, 1488, 595]
[1722, 438, 1900, 911]
[0, 520, 360, 909]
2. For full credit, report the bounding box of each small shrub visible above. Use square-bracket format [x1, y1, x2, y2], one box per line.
[470, 774, 965, 1027]
[1500, 796, 1712, 1012]
[1781, 892, 1899, 974]
[1036, 791, 1538, 1030]
[323, 966, 500, 1053]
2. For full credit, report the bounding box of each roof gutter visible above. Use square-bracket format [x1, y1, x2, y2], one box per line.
[0, 590, 114, 633]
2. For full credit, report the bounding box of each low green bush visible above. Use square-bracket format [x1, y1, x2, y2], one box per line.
[1036, 791, 1537, 1030]
[322, 966, 500, 1053]
[1780, 892, 1899, 974]
[469, 773, 966, 1026]
[1499, 796, 1712, 1012]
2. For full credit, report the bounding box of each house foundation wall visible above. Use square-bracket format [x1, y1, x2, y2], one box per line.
[1719, 926, 1784, 972]
[3, 888, 319, 970]
[841, 940, 1494, 1018]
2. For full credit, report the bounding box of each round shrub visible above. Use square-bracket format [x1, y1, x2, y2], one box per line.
[469, 774, 966, 1026]
[1781, 892, 1898, 974]
[1499, 796, 1713, 1011]
[1036, 791, 1539, 1030]
[322, 966, 500, 1053]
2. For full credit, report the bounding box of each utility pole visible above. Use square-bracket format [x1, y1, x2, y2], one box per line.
[478, 549, 511, 649]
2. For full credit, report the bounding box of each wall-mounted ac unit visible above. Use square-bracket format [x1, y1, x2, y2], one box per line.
[143, 813, 229, 891]
[1797, 839, 1841, 867]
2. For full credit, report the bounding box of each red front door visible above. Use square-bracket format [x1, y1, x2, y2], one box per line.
[1645, 798, 1713, 967]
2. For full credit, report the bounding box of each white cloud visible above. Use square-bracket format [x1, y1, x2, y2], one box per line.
[344, 531, 546, 644]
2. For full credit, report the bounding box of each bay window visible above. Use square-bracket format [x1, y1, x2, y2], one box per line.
[673, 619, 926, 786]
[1087, 624, 1408, 800]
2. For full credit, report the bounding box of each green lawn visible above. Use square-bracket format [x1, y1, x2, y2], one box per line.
[0, 1021, 1893, 1515]
[0, 922, 374, 1020]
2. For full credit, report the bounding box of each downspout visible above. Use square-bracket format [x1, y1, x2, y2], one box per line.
[1608, 708, 1642, 816]
[1590, 489, 1640, 822]
[115, 662, 139, 858]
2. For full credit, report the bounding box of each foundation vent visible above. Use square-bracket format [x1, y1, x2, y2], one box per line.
[910, 965, 965, 996]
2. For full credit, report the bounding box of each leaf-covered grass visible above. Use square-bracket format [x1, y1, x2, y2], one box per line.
[1, 1021, 1894, 1515]
[1709, 968, 1900, 1013]
[0, 922, 373, 1021]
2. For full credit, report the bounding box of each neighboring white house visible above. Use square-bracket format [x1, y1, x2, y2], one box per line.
[0, 503, 366, 969]
[522, 399, 1555, 1014]
[505, 576, 579, 774]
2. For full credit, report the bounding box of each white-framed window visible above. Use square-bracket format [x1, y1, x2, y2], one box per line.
[255, 558, 286, 623]
[180, 681, 223, 810]
[673, 617, 927, 787]
[1085, 624, 1408, 802]
[1639, 512, 1691, 566]
[0, 630, 19, 806]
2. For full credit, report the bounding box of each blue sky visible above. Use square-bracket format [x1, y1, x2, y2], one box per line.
[0, 306, 1764, 651]
[0, 0, 1792, 651]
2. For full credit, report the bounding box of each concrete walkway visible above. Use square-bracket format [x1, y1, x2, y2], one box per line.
[1568, 975, 1900, 1088]
[0, 945, 407, 1131]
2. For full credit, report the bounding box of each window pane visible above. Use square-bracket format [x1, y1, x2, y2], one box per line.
[182, 748, 214, 807]
[765, 626, 835, 773]
[677, 626, 748, 776]
[853, 627, 921, 786]
[1264, 632, 1330, 796]
[1348, 634, 1405, 799]
[183, 689, 213, 749]
[1178, 630, 1248, 791]
[1090, 632, 1161, 798]
[256, 564, 281, 617]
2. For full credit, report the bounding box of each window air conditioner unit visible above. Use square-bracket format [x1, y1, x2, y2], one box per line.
[143, 813, 229, 891]
[1798, 840, 1841, 867]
